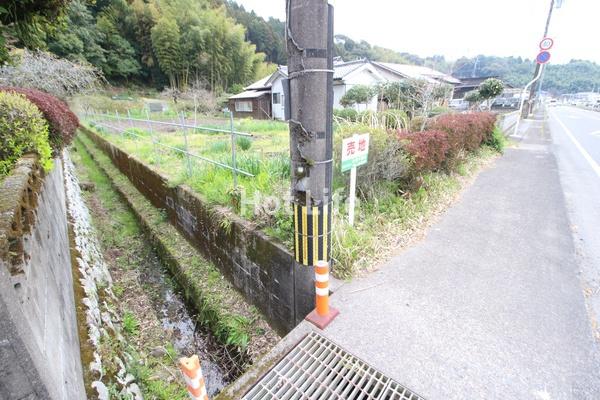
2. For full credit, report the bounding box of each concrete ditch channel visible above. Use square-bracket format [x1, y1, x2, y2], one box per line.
[68, 134, 280, 397]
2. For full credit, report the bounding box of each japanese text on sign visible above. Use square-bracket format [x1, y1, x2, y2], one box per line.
[341, 134, 369, 172]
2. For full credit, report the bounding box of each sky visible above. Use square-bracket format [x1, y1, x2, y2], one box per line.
[234, 0, 599, 65]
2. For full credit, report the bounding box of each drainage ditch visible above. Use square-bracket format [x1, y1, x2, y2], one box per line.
[65, 143, 250, 398]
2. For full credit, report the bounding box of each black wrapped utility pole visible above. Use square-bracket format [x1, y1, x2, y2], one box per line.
[286, 0, 334, 321]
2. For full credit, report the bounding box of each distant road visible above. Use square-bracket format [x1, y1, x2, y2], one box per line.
[548, 106, 600, 341]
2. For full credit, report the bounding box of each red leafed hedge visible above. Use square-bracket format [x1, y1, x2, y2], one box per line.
[0, 87, 79, 150]
[399, 130, 449, 174]
[428, 112, 496, 155]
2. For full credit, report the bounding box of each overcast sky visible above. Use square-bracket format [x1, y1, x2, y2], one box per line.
[234, 0, 599, 65]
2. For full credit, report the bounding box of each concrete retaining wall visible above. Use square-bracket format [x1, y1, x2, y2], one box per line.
[0, 156, 86, 399]
[81, 128, 314, 333]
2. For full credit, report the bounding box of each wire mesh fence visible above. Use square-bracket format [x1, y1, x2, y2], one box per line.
[84, 109, 256, 187]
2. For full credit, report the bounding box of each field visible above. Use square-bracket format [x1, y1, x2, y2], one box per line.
[84, 113, 293, 238]
[78, 93, 502, 278]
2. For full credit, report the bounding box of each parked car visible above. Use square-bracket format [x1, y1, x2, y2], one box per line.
[449, 99, 469, 110]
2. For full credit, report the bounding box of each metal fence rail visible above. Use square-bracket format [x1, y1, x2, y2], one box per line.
[84, 110, 255, 184]
[88, 110, 253, 137]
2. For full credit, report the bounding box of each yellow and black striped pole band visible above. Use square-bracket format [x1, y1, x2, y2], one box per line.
[293, 202, 332, 266]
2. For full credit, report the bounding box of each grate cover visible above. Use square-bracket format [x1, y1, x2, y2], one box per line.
[243, 331, 426, 400]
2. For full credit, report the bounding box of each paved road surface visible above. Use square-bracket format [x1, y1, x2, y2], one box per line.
[548, 106, 600, 342]
[318, 108, 600, 399]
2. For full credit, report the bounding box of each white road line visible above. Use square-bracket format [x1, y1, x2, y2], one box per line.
[551, 112, 600, 179]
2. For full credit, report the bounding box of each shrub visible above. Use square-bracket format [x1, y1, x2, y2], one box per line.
[0, 86, 79, 150]
[0, 50, 103, 98]
[0, 91, 52, 176]
[379, 109, 409, 130]
[428, 112, 496, 158]
[408, 115, 428, 132]
[334, 108, 359, 122]
[340, 85, 375, 108]
[398, 130, 449, 175]
[334, 125, 409, 197]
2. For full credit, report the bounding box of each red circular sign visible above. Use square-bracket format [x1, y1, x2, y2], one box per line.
[539, 37, 554, 50]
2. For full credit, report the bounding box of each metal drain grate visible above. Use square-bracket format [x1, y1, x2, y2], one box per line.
[243, 331, 426, 400]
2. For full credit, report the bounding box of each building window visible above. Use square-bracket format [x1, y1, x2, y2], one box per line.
[272, 92, 281, 104]
[235, 100, 253, 112]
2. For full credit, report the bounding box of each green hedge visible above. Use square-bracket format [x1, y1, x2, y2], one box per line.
[0, 92, 52, 176]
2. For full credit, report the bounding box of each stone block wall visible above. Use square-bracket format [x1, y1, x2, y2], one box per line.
[0, 156, 86, 400]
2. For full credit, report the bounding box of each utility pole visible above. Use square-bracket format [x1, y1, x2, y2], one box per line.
[471, 55, 479, 78]
[526, 0, 555, 116]
[286, 0, 334, 319]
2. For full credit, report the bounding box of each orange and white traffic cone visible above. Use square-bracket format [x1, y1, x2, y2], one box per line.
[305, 260, 339, 329]
[179, 355, 209, 400]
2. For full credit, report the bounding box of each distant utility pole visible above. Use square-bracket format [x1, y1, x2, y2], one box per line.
[526, 0, 556, 116]
[286, 0, 334, 271]
[471, 56, 479, 78]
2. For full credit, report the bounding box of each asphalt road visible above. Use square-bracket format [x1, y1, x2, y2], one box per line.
[548, 106, 600, 342]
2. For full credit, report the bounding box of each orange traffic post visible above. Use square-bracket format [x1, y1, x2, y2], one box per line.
[305, 260, 339, 329]
[179, 355, 209, 400]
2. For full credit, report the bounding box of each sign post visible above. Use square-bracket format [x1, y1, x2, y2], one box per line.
[341, 133, 369, 226]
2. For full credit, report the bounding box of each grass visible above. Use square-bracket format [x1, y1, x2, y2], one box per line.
[76, 132, 279, 361]
[122, 311, 140, 336]
[81, 114, 503, 279]
[72, 138, 192, 399]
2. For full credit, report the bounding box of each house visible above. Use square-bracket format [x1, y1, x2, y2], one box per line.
[229, 60, 460, 120]
[452, 76, 498, 99]
[452, 75, 518, 108]
[228, 68, 287, 120]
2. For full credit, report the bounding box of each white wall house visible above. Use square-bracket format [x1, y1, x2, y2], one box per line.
[332, 61, 386, 111]
[230, 60, 460, 120]
[270, 72, 286, 120]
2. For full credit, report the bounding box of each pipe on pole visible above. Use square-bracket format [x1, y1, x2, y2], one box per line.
[514, 67, 544, 137]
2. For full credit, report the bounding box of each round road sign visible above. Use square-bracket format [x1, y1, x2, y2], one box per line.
[539, 37, 554, 50]
[536, 51, 551, 64]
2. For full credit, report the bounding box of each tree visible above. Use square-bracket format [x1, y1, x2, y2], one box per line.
[465, 78, 504, 110]
[96, 13, 140, 80]
[151, 17, 182, 89]
[1, 0, 70, 49]
[46, 0, 106, 67]
[464, 90, 481, 104]
[226, 2, 286, 64]
[479, 78, 504, 99]
[0, 49, 103, 98]
[340, 85, 375, 109]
